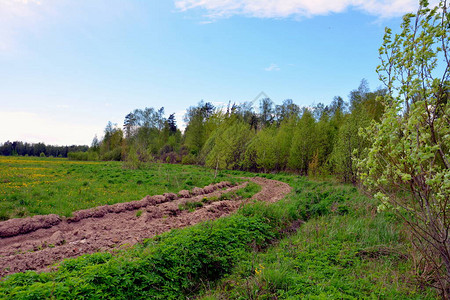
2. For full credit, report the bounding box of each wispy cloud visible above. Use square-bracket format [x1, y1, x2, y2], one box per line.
[174, 0, 440, 20]
[265, 63, 280, 71]
[0, 0, 136, 53]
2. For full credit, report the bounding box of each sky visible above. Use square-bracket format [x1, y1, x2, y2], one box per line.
[0, 0, 437, 146]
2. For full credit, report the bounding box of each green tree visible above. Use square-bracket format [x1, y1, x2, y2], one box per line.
[204, 117, 253, 171]
[254, 126, 278, 172]
[184, 102, 215, 155]
[100, 122, 123, 161]
[275, 99, 300, 124]
[331, 83, 385, 183]
[274, 117, 296, 170]
[259, 98, 275, 128]
[359, 1, 450, 296]
[288, 108, 317, 174]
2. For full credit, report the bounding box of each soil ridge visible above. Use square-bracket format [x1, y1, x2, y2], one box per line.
[0, 177, 291, 278]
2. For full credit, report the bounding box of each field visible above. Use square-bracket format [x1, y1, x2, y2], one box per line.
[0, 157, 437, 299]
[0, 156, 241, 220]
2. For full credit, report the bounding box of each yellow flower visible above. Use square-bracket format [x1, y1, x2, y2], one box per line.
[255, 264, 264, 275]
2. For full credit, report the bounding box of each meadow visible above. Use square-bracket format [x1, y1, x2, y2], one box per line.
[0, 174, 437, 299]
[0, 156, 240, 220]
[0, 156, 437, 299]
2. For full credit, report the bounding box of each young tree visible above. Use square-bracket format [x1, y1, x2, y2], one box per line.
[288, 108, 317, 174]
[204, 117, 253, 170]
[359, 1, 450, 296]
[275, 99, 300, 124]
[259, 98, 275, 128]
[184, 101, 215, 155]
[166, 113, 178, 134]
[275, 117, 297, 170]
[254, 126, 278, 172]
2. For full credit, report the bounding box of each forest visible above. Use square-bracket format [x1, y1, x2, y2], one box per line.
[0, 142, 88, 158]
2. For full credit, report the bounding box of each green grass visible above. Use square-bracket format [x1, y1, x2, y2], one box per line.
[198, 175, 437, 299]
[179, 200, 204, 211]
[0, 156, 243, 220]
[0, 191, 285, 299]
[0, 175, 437, 299]
[0, 159, 437, 299]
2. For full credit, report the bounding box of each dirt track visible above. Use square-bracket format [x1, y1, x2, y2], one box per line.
[0, 177, 291, 278]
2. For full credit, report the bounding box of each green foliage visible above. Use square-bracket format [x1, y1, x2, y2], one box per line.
[331, 81, 386, 183]
[99, 122, 123, 161]
[86, 80, 389, 180]
[254, 126, 278, 171]
[199, 178, 437, 300]
[184, 102, 217, 155]
[67, 151, 99, 161]
[359, 1, 450, 295]
[288, 108, 317, 174]
[181, 153, 197, 165]
[203, 117, 254, 170]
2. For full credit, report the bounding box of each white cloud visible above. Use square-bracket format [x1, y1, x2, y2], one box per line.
[265, 63, 280, 71]
[0, 111, 102, 146]
[175, 0, 440, 19]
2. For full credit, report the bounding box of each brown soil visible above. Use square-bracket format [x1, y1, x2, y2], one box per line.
[0, 177, 291, 278]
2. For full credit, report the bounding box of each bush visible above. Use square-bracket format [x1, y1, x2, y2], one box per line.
[181, 153, 196, 165]
[100, 148, 122, 161]
[67, 151, 98, 161]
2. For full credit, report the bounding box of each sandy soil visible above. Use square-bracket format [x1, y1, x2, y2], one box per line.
[0, 177, 291, 278]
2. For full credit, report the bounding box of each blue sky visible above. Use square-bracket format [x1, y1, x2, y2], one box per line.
[0, 0, 432, 145]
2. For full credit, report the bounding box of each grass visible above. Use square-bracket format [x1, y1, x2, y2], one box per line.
[179, 182, 262, 211]
[197, 175, 437, 299]
[0, 190, 284, 299]
[0, 158, 438, 299]
[0, 156, 243, 220]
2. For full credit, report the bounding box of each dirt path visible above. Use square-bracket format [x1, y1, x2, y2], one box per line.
[0, 177, 291, 278]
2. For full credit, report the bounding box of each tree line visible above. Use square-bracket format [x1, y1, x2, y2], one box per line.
[80, 78, 384, 184]
[0, 141, 88, 158]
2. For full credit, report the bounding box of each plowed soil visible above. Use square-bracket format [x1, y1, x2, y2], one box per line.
[0, 177, 291, 278]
